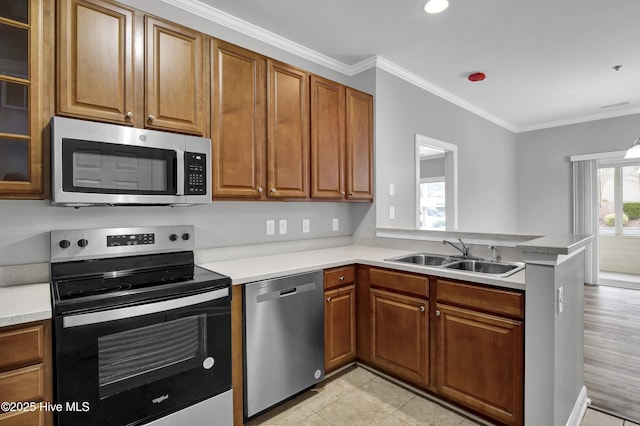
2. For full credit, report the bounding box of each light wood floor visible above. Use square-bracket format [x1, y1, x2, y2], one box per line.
[584, 284, 640, 423]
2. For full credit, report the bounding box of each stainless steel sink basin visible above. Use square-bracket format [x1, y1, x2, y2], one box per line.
[384, 253, 524, 278]
[386, 253, 452, 266]
[443, 260, 524, 277]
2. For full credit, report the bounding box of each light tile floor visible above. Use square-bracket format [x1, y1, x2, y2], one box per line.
[246, 366, 638, 426]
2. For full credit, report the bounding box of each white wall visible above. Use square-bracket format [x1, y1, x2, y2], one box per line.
[374, 69, 518, 234]
[515, 113, 640, 234]
[0, 200, 354, 266]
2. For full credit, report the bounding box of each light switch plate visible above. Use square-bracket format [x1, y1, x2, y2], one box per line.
[266, 220, 275, 235]
[389, 183, 395, 196]
[332, 218, 339, 231]
[389, 206, 395, 219]
[279, 219, 287, 235]
[302, 219, 310, 233]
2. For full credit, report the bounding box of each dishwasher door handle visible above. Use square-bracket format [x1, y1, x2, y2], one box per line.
[255, 281, 316, 303]
[280, 287, 297, 297]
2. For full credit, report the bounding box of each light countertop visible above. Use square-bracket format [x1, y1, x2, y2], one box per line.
[0, 283, 51, 327]
[200, 245, 526, 290]
[1, 245, 529, 327]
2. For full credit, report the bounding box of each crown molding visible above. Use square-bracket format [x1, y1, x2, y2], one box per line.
[517, 107, 640, 133]
[160, 0, 352, 74]
[160, 0, 638, 135]
[373, 56, 517, 132]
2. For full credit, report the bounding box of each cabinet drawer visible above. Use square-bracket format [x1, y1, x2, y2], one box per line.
[0, 325, 43, 370]
[0, 364, 45, 404]
[324, 265, 355, 290]
[436, 279, 524, 319]
[0, 410, 44, 426]
[369, 268, 428, 298]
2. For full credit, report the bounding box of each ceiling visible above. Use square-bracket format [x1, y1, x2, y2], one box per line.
[176, 0, 640, 132]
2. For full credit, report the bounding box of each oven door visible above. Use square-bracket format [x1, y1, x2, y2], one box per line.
[53, 287, 231, 426]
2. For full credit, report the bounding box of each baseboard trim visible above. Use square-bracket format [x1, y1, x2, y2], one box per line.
[566, 386, 589, 426]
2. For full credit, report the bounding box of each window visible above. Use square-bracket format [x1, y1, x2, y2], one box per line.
[598, 161, 640, 236]
[419, 177, 445, 230]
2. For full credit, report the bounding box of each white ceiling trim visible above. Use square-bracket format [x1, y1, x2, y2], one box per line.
[160, 0, 352, 74]
[161, 0, 638, 135]
[374, 56, 517, 132]
[518, 107, 640, 133]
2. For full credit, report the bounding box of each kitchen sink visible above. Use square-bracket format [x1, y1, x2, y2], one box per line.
[443, 259, 524, 277]
[386, 253, 452, 266]
[384, 253, 524, 278]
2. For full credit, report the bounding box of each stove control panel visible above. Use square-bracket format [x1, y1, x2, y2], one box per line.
[107, 233, 155, 247]
[50, 225, 195, 263]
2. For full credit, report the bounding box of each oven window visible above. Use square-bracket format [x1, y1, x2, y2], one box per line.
[98, 315, 206, 398]
[62, 138, 177, 195]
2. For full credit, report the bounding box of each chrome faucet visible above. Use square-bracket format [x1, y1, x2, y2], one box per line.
[443, 238, 470, 258]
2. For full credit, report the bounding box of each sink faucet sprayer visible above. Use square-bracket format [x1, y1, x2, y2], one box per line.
[442, 238, 470, 258]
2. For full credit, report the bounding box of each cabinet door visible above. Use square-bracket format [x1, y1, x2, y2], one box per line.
[211, 40, 266, 198]
[436, 304, 523, 426]
[267, 60, 309, 199]
[57, 0, 135, 125]
[145, 16, 206, 135]
[324, 285, 356, 372]
[0, 0, 49, 198]
[310, 76, 345, 199]
[370, 288, 429, 386]
[345, 88, 373, 201]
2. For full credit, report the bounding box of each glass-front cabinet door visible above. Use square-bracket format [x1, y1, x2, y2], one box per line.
[0, 0, 48, 198]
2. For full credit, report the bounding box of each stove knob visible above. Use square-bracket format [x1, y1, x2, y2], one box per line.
[77, 239, 89, 248]
[59, 239, 71, 249]
[169, 234, 178, 242]
[182, 233, 191, 241]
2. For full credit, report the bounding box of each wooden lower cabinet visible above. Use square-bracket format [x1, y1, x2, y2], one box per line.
[435, 280, 524, 426]
[0, 320, 52, 426]
[324, 284, 356, 372]
[370, 288, 429, 387]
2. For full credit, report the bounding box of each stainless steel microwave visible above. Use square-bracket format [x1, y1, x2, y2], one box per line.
[51, 116, 211, 206]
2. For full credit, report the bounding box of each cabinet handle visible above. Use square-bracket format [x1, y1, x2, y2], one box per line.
[148, 114, 155, 122]
[349, 192, 354, 196]
[435, 310, 441, 317]
[257, 187, 263, 193]
[340, 191, 345, 196]
[420, 306, 425, 312]
[125, 111, 133, 119]
[339, 276, 344, 281]
[270, 188, 276, 193]
[326, 297, 331, 302]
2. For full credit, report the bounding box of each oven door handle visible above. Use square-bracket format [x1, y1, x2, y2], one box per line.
[63, 287, 229, 328]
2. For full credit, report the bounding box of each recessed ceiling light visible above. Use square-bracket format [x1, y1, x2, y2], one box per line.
[424, 0, 449, 14]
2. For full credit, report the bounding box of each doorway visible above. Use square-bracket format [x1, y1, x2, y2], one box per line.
[597, 159, 640, 288]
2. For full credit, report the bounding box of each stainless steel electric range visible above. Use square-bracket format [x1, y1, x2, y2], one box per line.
[49, 225, 232, 426]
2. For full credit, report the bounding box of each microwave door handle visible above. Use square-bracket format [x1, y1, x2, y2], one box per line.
[176, 151, 185, 196]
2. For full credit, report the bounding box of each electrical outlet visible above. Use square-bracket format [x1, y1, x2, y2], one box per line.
[389, 206, 395, 219]
[302, 219, 310, 233]
[389, 183, 395, 196]
[279, 219, 287, 235]
[266, 220, 275, 235]
[332, 218, 339, 231]
[558, 286, 565, 314]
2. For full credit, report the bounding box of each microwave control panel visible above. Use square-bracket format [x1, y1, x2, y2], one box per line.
[185, 152, 207, 195]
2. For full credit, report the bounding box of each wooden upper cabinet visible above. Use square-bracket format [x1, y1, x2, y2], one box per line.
[0, 0, 51, 199]
[57, 0, 207, 135]
[310, 76, 345, 199]
[346, 88, 373, 201]
[267, 60, 309, 199]
[57, 0, 135, 125]
[211, 40, 266, 198]
[145, 16, 206, 135]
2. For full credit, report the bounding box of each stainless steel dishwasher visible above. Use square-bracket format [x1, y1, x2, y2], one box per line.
[243, 270, 324, 419]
